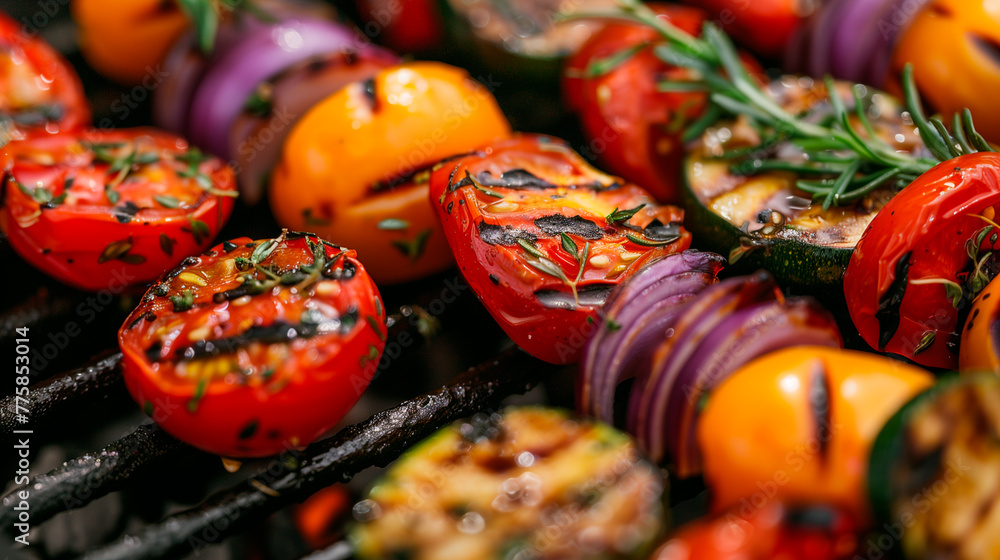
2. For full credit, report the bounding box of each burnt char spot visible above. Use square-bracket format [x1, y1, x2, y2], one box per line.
[535, 284, 613, 310]
[489, 274, 500, 285]
[239, 420, 259, 440]
[808, 361, 832, 464]
[971, 32, 1000, 68]
[113, 201, 141, 223]
[876, 251, 912, 350]
[644, 221, 683, 241]
[534, 215, 603, 240]
[477, 221, 537, 246]
[785, 506, 838, 530]
[222, 240, 239, 253]
[476, 169, 557, 190]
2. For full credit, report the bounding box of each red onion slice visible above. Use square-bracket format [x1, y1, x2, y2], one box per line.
[577, 251, 724, 423]
[227, 47, 399, 204]
[186, 18, 360, 159]
[628, 271, 781, 462]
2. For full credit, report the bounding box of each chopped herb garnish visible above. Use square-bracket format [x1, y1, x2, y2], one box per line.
[154, 194, 181, 209]
[606, 204, 646, 226]
[391, 229, 432, 262]
[170, 289, 195, 312]
[187, 377, 208, 413]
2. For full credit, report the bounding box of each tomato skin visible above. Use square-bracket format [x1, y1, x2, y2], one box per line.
[0, 128, 236, 292]
[687, 0, 804, 58]
[119, 233, 387, 457]
[698, 347, 933, 523]
[960, 274, 1000, 372]
[0, 11, 90, 139]
[72, 0, 189, 86]
[428, 133, 691, 365]
[844, 153, 1000, 369]
[563, 4, 707, 203]
[269, 62, 511, 285]
[649, 502, 860, 560]
[888, 0, 1000, 144]
[355, 0, 443, 53]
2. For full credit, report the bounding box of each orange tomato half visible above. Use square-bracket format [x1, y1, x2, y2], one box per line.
[698, 346, 933, 523]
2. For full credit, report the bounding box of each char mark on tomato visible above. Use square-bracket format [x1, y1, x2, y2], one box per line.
[475, 169, 557, 190]
[534, 215, 603, 239]
[876, 251, 913, 351]
[808, 360, 833, 464]
[477, 222, 537, 246]
[145, 310, 360, 362]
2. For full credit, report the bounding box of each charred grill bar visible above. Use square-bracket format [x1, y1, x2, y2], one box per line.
[79, 346, 556, 560]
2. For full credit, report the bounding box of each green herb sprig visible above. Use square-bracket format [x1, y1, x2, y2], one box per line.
[563, 0, 993, 209]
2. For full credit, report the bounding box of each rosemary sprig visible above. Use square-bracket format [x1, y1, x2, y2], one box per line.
[567, 0, 993, 209]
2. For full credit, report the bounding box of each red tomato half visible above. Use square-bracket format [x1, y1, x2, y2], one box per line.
[845, 152, 1000, 369]
[0, 11, 90, 140]
[0, 128, 236, 292]
[428, 133, 691, 365]
[563, 4, 707, 203]
[686, 0, 806, 58]
[119, 232, 387, 457]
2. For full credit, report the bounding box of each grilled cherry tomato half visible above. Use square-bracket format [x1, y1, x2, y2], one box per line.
[563, 4, 708, 202]
[649, 502, 859, 560]
[0, 10, 89, 140]
[844, 152, 1000, 369]
[72, 0, 189, 86]
[350, 407, 667, 560]
[0, 128, 236, 291]
[269, 62, 511, 284]
[428, 133, 691, 365]
[698, 346, 933, 522]
[119, 231, 387, 457]
[869, 375, 1000, 560]
[889, 0, 1000, 143]
[960, 274, 1000, 372]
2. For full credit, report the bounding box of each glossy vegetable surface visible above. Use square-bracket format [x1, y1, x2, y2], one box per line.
[960, 274, 1000, 372]
[698, 346, 933, 522]
[0, 128, 236, 291]
[72, 0, 188, 85]
[890, 0, 1000, 143]
[682, 78, 922, 287]
[1, 10, 89, 140]
[119, 231, 386, 457]
[630, 271, 842, 475]
[649, 502, 859, 560]
[869, 375, 1000, 559]
[429, 133, 691, 364]
[350, 407, 667, 560]
[269, 61, 511, 284]
[845, 152, 1000, 369]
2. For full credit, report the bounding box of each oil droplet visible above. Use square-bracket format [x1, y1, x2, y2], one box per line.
[353, 499, 382, 522]
[457, 512, 485, 534]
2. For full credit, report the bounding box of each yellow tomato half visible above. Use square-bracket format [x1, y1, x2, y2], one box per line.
[269, 62, 512, 284]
